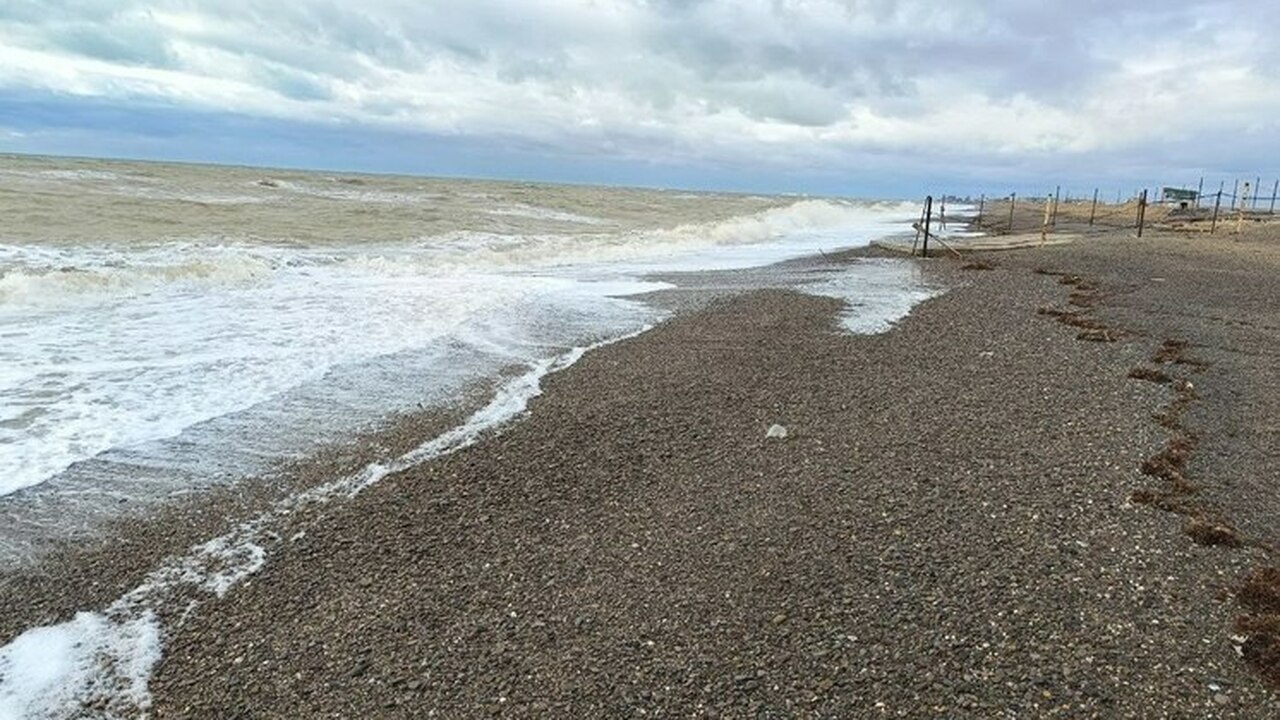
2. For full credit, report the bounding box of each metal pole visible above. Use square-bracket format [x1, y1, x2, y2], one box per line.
[1210, 191, 1221, 234]
[922, 195, 933, 257]
[1008, 192, 1016, 233]
[1195, 177, 1203, 209]
[1137, 189, 1148, 237]
[1089, 188, 1098, 226]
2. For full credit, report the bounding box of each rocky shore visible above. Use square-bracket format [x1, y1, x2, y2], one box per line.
[3, 227, 1279, 717]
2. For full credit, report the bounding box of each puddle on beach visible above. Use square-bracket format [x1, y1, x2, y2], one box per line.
[644, 256, 942, 334]
[806, 258, 942, 334]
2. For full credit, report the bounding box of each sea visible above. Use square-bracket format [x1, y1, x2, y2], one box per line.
[0, 153, 943, 718]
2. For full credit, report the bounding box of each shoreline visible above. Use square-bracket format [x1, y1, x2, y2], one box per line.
[0, 243, 907, 575]
[0, 244, 931, 714]
[3, 229, 1279, 715]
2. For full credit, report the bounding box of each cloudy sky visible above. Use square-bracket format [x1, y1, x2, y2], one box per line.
[0, 0, 1275, 195]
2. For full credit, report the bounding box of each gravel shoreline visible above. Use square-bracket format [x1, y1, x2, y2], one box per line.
[5, 229, 1279, 717]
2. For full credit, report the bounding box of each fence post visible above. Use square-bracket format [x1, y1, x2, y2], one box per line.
[1041, 195, 1053, 244]
[1195, 177, 1204, 209]
[1232, 179, 1239, 209]
[1237, 182, 1250, 234]
[1137, 189, 1148, 237]
[1271, 179, 1278, 214]
[977, 193, 985, 225]
[1089, 188, 1098, 226]
[921, 195, 933, 257]
[1051, 185, 1060, 226]
[1211, 191, 1221, 233]
[1254, 176, 1261, 209]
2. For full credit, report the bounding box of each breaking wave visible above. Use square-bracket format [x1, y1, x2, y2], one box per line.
[0, 199, 912, 309]
[0, 251, 277, 311]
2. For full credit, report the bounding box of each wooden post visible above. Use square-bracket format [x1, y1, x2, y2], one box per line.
[1051, 185, 1060, 226]
[1195, 177, 1203, 209]
[1237, 182, 1250, 234]
[1041, 194, 1053, 244]
[1211, 191, 1221, 234]
[977, 193, 985, 225]
[1136, 189, 1148, 237]
[1271, 179, 1278, 214]
[1254, 177, 1261, 209]
[1231, 179, 1239, 209]
[921, 195, 933, 257]
[1088, 188, 1098, 226]
[1007, 192, 1016, 233]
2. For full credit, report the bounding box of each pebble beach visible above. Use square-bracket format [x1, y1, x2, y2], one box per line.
[3, 221, 1278, 717]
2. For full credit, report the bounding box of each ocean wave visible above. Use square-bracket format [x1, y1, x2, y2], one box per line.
[255, 179, 439, 204]
[656, 198, 912, 245]
[0, 253, 276, 310]
[0, 169, 123, 182]
[380, 198, 918, 272]
[484, 203, 607, 225]
[0, 198, 914, 308]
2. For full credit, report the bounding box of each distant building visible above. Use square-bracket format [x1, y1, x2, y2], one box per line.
[1162, 187, 1198, 207]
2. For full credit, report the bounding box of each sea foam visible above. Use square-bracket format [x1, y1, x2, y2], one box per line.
[0, 339, 617, 720]
[0, 196, 914, 499]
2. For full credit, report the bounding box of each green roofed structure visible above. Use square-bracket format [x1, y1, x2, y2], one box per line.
[1163, 187, 1199, 202]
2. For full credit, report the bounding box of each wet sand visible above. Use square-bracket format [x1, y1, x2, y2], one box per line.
[4, 227, 1280, 717]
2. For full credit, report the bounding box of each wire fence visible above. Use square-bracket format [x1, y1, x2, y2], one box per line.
[943, 177, 1280, 238]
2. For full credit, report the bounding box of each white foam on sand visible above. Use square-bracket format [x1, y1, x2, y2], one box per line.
[0, 612, 161, 720]
[0, 336, 630, 719]
[805, 259, 942, 334]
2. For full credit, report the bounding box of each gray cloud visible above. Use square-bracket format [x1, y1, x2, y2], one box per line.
[0, 0, 1275, 180]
